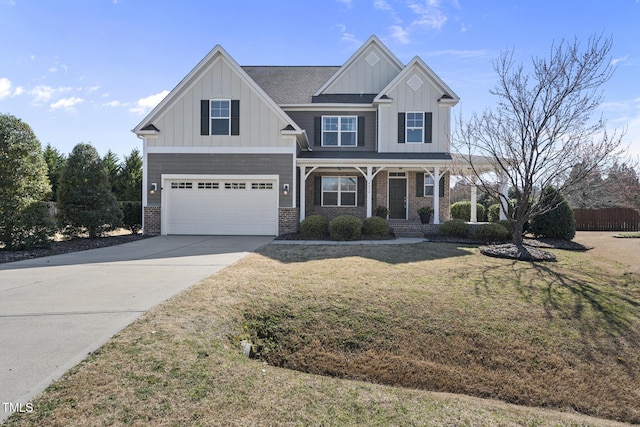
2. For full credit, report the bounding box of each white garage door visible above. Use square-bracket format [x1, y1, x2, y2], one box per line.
[163, 177, 278, 235]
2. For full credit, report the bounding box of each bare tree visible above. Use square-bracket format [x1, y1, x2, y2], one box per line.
[455, 34, 625, 245]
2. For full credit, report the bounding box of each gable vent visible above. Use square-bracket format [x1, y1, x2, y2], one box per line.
[407, 74, 424, 91]
[366, 51, 380, 67]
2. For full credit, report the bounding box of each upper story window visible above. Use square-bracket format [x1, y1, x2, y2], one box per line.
[210, 100, 230, 135]
[322, 116, 357, 147]
[200, 99, 239, 136]
[406, 112, 424, 144]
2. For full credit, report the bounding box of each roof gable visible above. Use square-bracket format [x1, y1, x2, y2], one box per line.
[374, 56, 459, 105]
[314, 35, 404, 96]
[133, 46, 302, 134]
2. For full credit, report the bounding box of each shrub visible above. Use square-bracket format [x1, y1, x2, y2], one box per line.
[498, 219, 514, 237]
[362, 216, 389, 236]
[530, 187, 576, 240]
[439, 219, 470, 238]
[57, 143, 123, 238]
[0, 114, 54, 249]
[119, 201, 142, 234]
[300, 215, 329, 239]
[417, 206, 433, 224]
[374, 205, 389, 219]
[1, 202, 56, 249]
[450, 201, 485, 222]
[329, 215, 362, 241]
[488, 203, 501, 222]
[472, 223, 510, 243]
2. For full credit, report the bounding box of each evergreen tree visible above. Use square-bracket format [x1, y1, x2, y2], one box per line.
[0, 114, 55, 249]
[57, 143, 122, 238]
[102, 149, 121, 196]
[530, 186, 576, 240]
[117, 148, 143, 201]
[43, 143, 67, 201]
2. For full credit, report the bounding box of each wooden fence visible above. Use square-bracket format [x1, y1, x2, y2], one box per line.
[573, 207, 640, 231]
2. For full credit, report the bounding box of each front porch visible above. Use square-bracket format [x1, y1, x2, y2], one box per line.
[298, 163, 451, 225]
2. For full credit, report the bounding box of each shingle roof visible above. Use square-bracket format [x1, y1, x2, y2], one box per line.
[242, 66, 340, 105]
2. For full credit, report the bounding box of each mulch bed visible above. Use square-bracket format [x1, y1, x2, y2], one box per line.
[0, 234, 148, 264]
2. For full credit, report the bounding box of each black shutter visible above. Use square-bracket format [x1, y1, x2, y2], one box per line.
[424, 112, 432, 144]
[200, 100, 209, 135]
[439, 175, 445, 197]
[398, 113, 405, 143]
[314, 176, 322, 205]
[357, 116, 365, 146]
[416, 172, 424, 197]
[314, 117, 322, 146]
[231, 100, 240, 135]
[357, 176, 365, 206]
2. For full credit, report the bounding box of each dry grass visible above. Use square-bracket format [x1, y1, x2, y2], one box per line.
[5, 234, 639, 426]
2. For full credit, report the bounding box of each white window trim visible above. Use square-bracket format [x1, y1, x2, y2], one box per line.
[321, 116, 358, 147]
[423, 173, 435, 197]
[321, 176, 358, 207]
[210, 99, 231, 136]
[406, 111, 424, 144]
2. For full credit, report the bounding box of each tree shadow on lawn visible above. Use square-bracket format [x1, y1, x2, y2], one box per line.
[500, 259, 640, 371]
[259, 242, 476, 265]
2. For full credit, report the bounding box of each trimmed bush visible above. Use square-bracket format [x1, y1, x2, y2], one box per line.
[439, 219, 470, 238]
[472, 222, 510, 243]
[119, 201, 142, 234]
[300, 215, 329, 239]
[450, 201, 485, 222]
[2, 202, 56, 249]
[488, 203, 501, 222]
[362, 216, 389, 236]
[329, 215, 362, 241]
[530, 187, 576, 240]
[498, 219, 514, 237]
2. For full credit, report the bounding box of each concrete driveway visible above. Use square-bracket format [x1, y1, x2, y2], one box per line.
[0, 235, 273, 423]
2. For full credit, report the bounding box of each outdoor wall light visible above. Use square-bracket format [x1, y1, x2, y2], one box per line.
[282, 183, 289, 196]
[149, 183, 158, 195]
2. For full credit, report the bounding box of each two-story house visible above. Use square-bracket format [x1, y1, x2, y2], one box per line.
[133, 35, 462, 236]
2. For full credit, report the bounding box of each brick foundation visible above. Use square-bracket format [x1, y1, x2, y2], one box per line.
[143, 206, 161, 235]
[279, 207, 299, 235]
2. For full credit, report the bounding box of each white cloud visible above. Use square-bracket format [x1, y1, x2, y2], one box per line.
[611, 55, 629, 66]
[408, 0, 448, 30]
[389, 25, 410, 44]
[0, 78, 12, 99]
[337, 24, 362, 48]
[50, 97, 84, 112]
[0, 78, 23, 99]
[336, 0, 353, 7]
[374, 0, 392, 10]
[425, 49, 490, 59]
[104, 100, 125, 107]
[30, 85, 72, 103]
[130, 90, 169, 115]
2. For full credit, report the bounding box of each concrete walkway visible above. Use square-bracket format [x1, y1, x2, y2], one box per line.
[0, 235, 272, 423]
[271, 237, 425, 245]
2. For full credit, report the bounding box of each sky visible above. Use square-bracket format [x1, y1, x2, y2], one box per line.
[1, 0, 639, 162]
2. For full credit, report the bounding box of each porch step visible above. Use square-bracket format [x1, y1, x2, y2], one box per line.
[388, 220, 425, 238]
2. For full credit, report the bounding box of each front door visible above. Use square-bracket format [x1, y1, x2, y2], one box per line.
[388, 178, 407, 219]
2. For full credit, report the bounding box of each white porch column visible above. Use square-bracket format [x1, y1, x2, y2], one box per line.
[299, 166, 306, 222]
[499, 174, 509, 220]
[470, 184, 478, 223]
[366, 166, 373, 217]
[433, 166, 440, 224]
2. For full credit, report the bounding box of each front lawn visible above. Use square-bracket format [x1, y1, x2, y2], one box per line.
[6, 241, 639, 426]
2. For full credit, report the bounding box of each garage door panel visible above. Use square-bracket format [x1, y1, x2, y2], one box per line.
[164, 178, 278, 235]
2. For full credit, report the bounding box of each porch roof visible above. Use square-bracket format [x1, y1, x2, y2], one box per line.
[297, 151, 452, 166]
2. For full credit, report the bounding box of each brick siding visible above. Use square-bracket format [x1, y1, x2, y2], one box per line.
[143, 206, 161, 235]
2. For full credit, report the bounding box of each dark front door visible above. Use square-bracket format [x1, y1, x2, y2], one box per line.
[389, 178, 407, 219]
